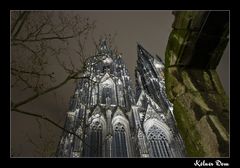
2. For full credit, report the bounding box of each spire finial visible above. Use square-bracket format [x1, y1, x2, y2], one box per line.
[97, 38, 113, 57]
[99, 38, 107, 51]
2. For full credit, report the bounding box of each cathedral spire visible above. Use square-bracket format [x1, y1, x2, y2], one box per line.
[57, 42, 185, 158]
[99, 38, 108, 51]
[137, 43, 154, 61]
[97, 38, 113, 57]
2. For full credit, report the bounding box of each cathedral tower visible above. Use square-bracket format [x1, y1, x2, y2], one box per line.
[56, 40, 136, 157]
[56, 41, 185, 157]
[133, 44, 185, 157]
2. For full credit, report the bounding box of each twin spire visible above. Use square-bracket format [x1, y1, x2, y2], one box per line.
[137, 43, 164, 65]
[97, 39, 164, 71]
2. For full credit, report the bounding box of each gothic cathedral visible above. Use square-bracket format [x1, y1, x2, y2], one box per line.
[56, 40, 185, 158]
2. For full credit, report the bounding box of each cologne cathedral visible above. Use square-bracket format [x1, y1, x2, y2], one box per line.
[56, 40, 185, 158]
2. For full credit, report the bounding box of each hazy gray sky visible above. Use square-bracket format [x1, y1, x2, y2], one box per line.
[11, 11, 229, 156]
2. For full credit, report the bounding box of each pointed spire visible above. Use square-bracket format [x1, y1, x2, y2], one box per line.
[99, 38, 108, 51]
[137, 43, 154, 61]
[97, 38, 112, 56]
[118, 53, 122, 58]
[116, 53, 124, 64]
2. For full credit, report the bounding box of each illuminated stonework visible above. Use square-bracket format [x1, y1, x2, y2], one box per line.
[56, 40, 185, 157]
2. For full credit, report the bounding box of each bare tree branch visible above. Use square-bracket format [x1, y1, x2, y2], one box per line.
[11, 67, 54, 78]
[12, 71, 80, 108]
[11, 11, 97, 156]
[12, 108, 97, 153]
[13, 35, 75, 42]
[11, 11, 30, 38]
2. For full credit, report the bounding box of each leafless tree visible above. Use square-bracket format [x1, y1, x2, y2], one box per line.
[11, 11, 121, 157]
[11, 11, 96, 156]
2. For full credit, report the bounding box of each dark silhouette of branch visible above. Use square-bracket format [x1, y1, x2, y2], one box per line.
[17, 74, 33, 89]
[11, 11, 30, 39]
[11, 11, 26, 34]
[12, 108, 97, 153]
[13, 35, 75, 42]
[12, 71, 81, 109]
[11, 67, 54, 78]
[11, 11, 98, 156]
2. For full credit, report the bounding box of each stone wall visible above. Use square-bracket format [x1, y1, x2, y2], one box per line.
[164, 11, 229, 157]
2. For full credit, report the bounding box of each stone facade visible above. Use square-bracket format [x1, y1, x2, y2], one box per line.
[56, 40, 185, 157]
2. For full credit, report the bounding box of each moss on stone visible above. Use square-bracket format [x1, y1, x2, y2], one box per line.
[165, 67, 182, 101]
[197, 115, 220, 156]
[197, 91, 229, 133]
[187, 70, 207, 92]
[182, 70, 198, 92]
[173, 100, 205, 156]
[165, 11, 229, 157]
[208, 115, 229, 142]
[203, 71, 215, 91]
[210, 70, 227, 95]
[165, 30, 190, 66]
[192, 102, 204, 121]
[207, 115, 229, 156]
[192, 92, 213, 114]
[173, 11, 207, 30]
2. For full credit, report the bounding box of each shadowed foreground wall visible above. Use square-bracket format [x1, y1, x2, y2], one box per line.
[164, 11, 229, 157]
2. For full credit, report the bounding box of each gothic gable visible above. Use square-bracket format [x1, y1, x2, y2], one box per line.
[112, 107, 129, 129]
[91, 105, 101, 116]
[144, 104, 161, 123]
[112, 107, 126, 119]
[100, 73, 114, 85]
[137, 90, 162, 113]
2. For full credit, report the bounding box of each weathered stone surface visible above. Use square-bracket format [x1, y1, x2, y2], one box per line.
[172, 11, 208, 30]
[165, 11, 229, 157]
[166, 11, 229, 70]
[165, 68, 229, 157]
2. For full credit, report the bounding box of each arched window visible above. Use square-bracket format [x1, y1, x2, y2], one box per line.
[112, 123, 128, 157]
[86, 120, 103, 157]
[79, 81, 89, 104]
[101, 86, 112, 105]
[117, 80, 125, 107]
[72, 127, 82, 157]
[147, 125, 172, 158]
[91, 85, 98, 105]
[99, 74, 116, 106]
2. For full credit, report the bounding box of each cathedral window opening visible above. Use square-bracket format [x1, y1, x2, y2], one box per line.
[112, 123, 128, 157]
[147, 125, 171, 158]
[102, 87, 112, 104]
[86, 121, 103, 157]
[91, 86, 98, 105]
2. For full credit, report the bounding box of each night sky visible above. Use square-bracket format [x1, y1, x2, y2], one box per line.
[11, 11, 229, 157]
